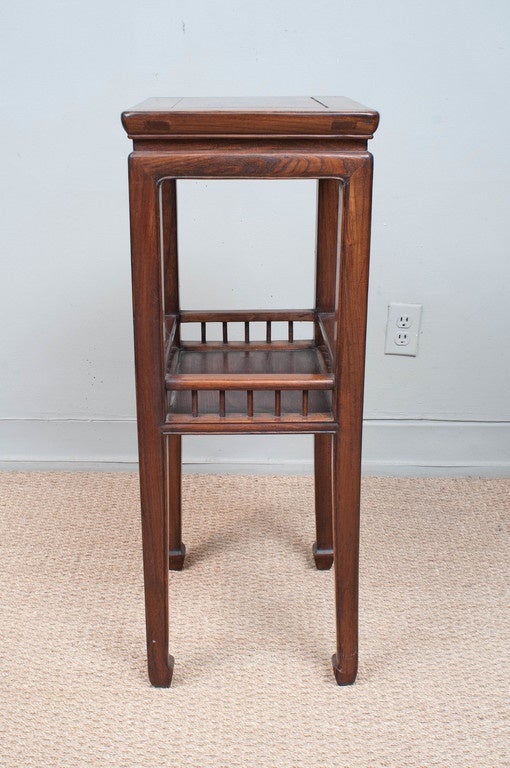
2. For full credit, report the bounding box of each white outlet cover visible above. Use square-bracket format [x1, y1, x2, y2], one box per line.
[384, 303, 422, 356]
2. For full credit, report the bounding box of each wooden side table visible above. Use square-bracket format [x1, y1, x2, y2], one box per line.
[121, 97, 379, 687]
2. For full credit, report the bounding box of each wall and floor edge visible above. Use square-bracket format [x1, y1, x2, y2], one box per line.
[0, 418, 508, 477]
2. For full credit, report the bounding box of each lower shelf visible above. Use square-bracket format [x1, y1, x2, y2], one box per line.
[164, 313, 335, 433]
[164, 310, 336, 434]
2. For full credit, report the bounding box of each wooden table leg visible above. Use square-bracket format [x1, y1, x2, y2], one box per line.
[312, 178, 339, 571]
[331, 431, 361, 685]
[160, 181, 186, 571]
[167, 435, 186, 570]
[129, 156, 173, 687]
[312, 434, 334, 569]
[331, 156, 373, 685]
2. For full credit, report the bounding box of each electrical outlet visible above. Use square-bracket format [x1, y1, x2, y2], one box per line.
[385, 303, 422, 356]
[395, 331, 410, 345]
[396, 313, 412, 329]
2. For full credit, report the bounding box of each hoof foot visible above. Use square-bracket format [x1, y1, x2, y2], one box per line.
[312, 543, 334, 570]
[331, 653, 357, 685]
[169, 544, 186, 571]
[149, 655, 174, 687]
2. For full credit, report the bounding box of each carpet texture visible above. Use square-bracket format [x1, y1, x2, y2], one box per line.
[0, 473, 508, 767]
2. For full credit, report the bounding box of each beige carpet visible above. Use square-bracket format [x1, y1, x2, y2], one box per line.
[0, 473, 508, 768]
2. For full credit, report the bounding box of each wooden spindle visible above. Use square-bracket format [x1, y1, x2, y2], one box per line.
[275, 390, 281, 417]
[201, 322, 206, 344]
[266, 320, 271, 344]
[247, 390, 254, 417]
[288, 320, 294, 342]
[302, 390, 309, 417]
[192, 390, 198, 417]
[222, 321, 228, 344]
[244, 321, 250, 343]
[219, 390, 226, 417]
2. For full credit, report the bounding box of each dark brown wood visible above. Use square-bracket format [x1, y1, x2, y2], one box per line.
[312, 434, 334, 570]
[180, 339, 314, 352]
[166, 372, 334, 391]
[166, 435, 185, 570]
[162, 417, 336, 435]
[164, 337, 332, 430]
[160, 180, 179, 316]
[128, 154, 172, 687]
[166, 346, 335, 429]
[180, 309, 314, 323]
[161, 182, 184, 572]
[133, 138, 370, 154]
[315, 180, 341, 315]
[311, 179, 341, 559]
[122, 96, 379, 139]
[123, 150, 366, 181]
[123, 96, 378, 688]
[331, 155, 374, 686]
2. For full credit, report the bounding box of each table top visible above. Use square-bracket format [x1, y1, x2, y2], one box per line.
[121, 96, 379, 139]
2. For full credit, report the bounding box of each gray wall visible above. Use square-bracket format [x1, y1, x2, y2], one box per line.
[1, 0, 509, 473]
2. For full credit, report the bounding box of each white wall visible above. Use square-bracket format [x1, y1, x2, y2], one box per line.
[1, 0, 509, 474]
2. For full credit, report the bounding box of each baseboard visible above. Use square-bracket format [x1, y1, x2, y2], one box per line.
[0, 418, 508, 476]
